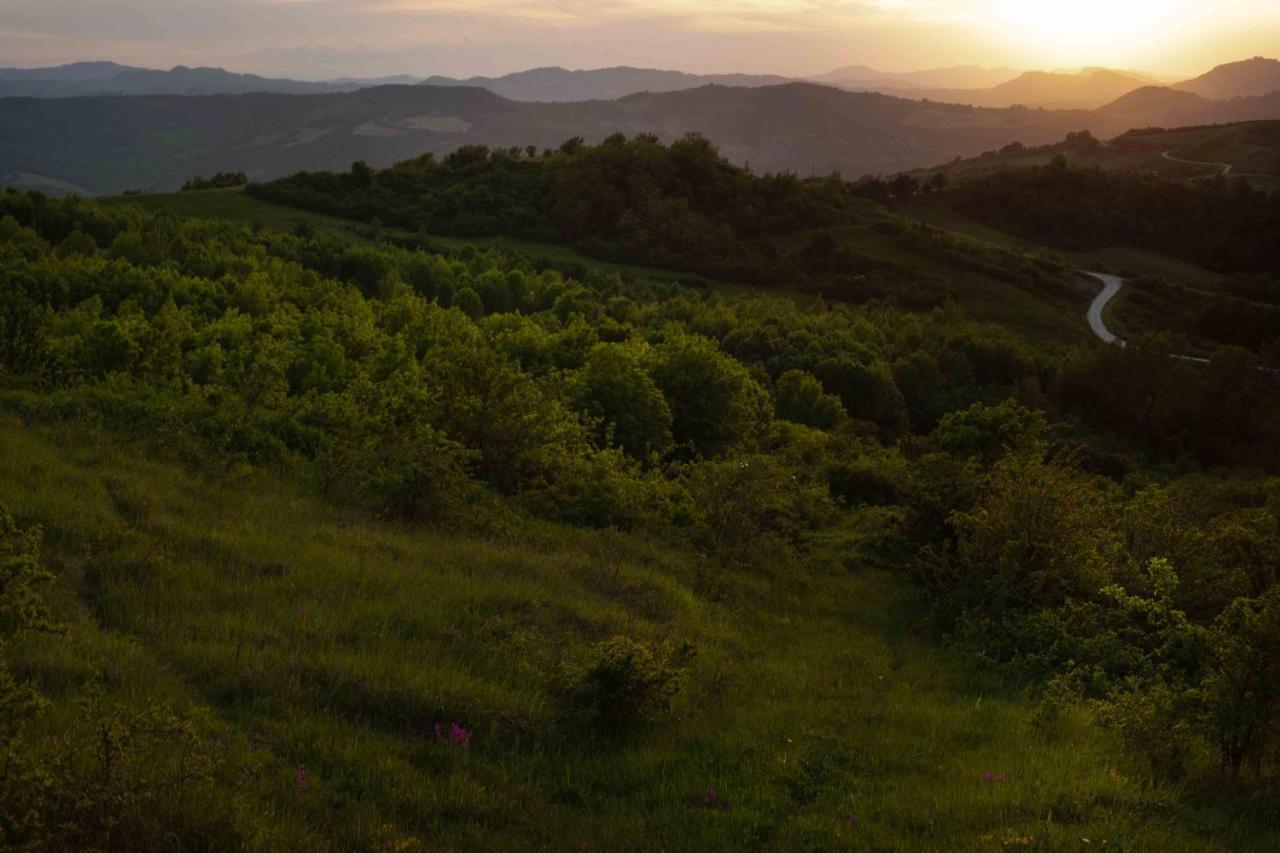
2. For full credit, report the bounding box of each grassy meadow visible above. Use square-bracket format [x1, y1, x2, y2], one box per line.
[3, 413, 1271, 851]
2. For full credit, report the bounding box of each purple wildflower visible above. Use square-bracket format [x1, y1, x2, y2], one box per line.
[849, 812, 858, 827]
[983, 770, 993, 782]
[705, 785, 717, 805]
[296, 768, 309, 792]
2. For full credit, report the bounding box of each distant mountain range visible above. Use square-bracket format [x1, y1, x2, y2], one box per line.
[809, 65, 1022, 91]
[0, 83, 1097, 195]
[895, 69, 1159, 110]
[4, 57, 1277, 108]
[419, 67, 794, 102]
[0, 62, 362, 97]
[4, 57, 1280, 196]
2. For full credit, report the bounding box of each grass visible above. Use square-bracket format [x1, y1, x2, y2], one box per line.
[100, 189, 1092, 342]
[898, 199, 1226, 290]
[789, 222, 1092, 343]
[3, 412, 1276, 850]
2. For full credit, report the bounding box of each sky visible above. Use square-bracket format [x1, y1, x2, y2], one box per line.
[1, 0, 1277, 80]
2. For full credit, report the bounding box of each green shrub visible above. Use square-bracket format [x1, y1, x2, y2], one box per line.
[566, 636, 695, 733]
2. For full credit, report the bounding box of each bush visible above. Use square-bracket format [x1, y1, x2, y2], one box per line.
[566, 636, 695, 733]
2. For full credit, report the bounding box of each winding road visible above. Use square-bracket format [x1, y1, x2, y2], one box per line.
[1161, 150, 1233, 177]
[1083, 272, 1215, 365]
[1084, 272, 1124, 345]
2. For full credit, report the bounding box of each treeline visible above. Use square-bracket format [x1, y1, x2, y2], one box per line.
[2, 190, 1280, 844]
[947, 158, 1280, 273]
[248, 134, 1063, 307]
[182, 171, 248, 192]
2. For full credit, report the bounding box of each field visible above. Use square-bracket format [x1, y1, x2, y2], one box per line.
[898, 199, 1226, 289]
[4, 412, 1274, 850]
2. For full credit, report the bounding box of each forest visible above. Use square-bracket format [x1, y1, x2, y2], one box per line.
[0, 182, 1278, 848]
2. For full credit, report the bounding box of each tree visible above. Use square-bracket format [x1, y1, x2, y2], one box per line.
[651, 335, 770, 458]
[774, 370, 846, 430]
[454, 287, 484, 319]
[569, 344, 674, 460]
[350, 160, 375, 187]
[889, 174, 920, 199]
[1200, 587, 1280, 777]
[934, 398, 1045, 465]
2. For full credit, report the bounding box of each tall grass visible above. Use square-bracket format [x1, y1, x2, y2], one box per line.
[2, 415, 1273, 850]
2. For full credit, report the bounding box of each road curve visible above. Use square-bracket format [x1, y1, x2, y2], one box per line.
[1082, 273, 1216, 365]
[1084, 272, 1124, 345]
[1161, 150, 1233, 177]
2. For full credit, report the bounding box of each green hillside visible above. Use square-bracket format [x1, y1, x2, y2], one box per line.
[9, 414, 1253, 851]
[915, 123, 1280, 193]
[3, 180, 1280, 849]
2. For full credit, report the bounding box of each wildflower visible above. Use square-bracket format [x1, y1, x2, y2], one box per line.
[983, 770, 993, 782]
[450, 722, 472, 748]
[848, 812, 858, 827]
[994, 772, 1005, 782]
[705, 785, 717, 805]
[296, 768, 309, 792]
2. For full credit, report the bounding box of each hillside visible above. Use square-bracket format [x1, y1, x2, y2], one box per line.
[1099, 85, 1280, 128]
[0, 82, 1106, 194]
[813, 64, 1021, 91]
[422, 66, 794, 102]
[0, 62, 362, 97]
[3, 186, 1280, 849]
[915, 121, 1280, 188]
[244, 134, 1085, 327]
[908, 68, 1152, 110]
[1174, 56, 1280, 99]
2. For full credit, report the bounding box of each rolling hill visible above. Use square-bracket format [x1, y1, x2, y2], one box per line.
[421, 66, 794, 102]
[0, 62, 361, 97]
[0, 82, 1106, 195]
[1174, 56, 1280, 99]
[912, 120, 1280, 193]
[1097, 86, 1280, 131]
[903, 68, 1154, 110]
[811, 64, 1022, 91]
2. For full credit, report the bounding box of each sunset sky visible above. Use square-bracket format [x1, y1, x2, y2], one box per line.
[1, 0, 1277, 80]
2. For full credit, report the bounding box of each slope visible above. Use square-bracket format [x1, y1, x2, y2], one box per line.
[0, 82, 1107, 195]
[6, 412, 1262, 850]
[1174, 56, 1280, 99]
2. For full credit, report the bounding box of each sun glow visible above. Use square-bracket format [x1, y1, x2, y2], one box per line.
[988, 0, 1198, 59]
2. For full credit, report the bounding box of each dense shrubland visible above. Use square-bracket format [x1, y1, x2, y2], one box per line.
[250, 134, 1069, 308]
[1, 187, 1279, 846]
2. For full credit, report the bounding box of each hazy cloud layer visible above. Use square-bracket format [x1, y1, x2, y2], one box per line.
[1, 0, 1276, 79]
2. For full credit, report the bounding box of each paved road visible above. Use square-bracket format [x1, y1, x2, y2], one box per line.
[1083, 272, 1217, 365]
[1084, 272, 1124, 345]
[1162, 150, 1233, 177]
